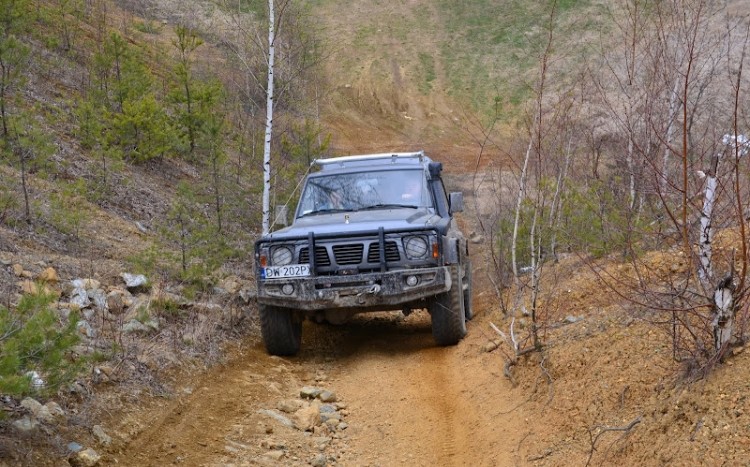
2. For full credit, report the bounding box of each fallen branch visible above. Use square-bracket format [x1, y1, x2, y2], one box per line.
[586, 415, 642, 467]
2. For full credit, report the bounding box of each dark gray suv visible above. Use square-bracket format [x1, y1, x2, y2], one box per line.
[254, 151, 472, 355]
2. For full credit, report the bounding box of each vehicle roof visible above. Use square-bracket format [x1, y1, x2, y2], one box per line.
[312, 151, 432, 172]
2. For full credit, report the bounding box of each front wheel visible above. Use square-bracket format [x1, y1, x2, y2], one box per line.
[259, 305, 302, 356]
[429, 265, 467, 346]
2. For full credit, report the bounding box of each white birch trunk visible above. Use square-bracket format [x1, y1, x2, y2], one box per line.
[707, 135, 749, 352]
[698, 158, 717, 290]
[261, 0, 276, 235]
[712, 280, 734, 352]
[511, 136, 533, 280]
[660, 77, 680, 196]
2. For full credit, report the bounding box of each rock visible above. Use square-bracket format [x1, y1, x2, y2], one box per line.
[122, 320, 152, 334]
[12, 416, 38, 433]
[17, 280, 35, 294]
[89, 289, 107, 311]
[312, 436, 331, 449]
[72, 278, 101, 291]
[76, 320, 96, 338]
[294, 403, 321, 432]
[238, 287, 256, 304]
[319, 404, 337, 414]
[260, 438, 286, 450]
[277, 399, 306, 414]
[319, 390, 337, 403]
[338, 422, 349, 431]
[44, 401, 65, 420]
[564, 315, 583, 324]
[217, 276, 243, 294]
[469, 231, 484, 244]
[92, 425, 112, 446]
[324, 418, 339, 430]
[106, 291, 126, 314]
[67, 442, 83, 453]
[311, 453, 327, 467]
[320, 412, 341, 423]
[120, 273, 148, 289]
[11, 263, 24, 276]
[22, 398, 62, 424]
[264, 450, 285, 461]
[257, 409, 294, 428]
[37, 267, 59, 283]
[144, 319, 160, 332]
[70, 288, 91, 308]
[70, 447, 101, 467]
[300, 386, 323, 399]
[20, 397, 43, 416]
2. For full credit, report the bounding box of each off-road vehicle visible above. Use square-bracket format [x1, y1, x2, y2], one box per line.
[254, 151, 471, 355]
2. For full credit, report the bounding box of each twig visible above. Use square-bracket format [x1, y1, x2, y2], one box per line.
[539, 356, 554, 404]
[504, 359, 517, 387]
[586, 416, 642, 467]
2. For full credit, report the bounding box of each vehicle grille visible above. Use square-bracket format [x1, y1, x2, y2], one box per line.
[301, 240, 402, 268]
[332, 244, 364, 265]
[299, 246, 331, 266]
[367, 241, 400, 262]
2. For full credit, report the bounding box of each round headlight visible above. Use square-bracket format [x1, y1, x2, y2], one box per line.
[404, 236, 429, 259]
[271, 246, 294, 265]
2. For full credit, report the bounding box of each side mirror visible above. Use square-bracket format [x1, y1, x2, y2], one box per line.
[274, 205, 289, 227]
[449, 192, 464, 214]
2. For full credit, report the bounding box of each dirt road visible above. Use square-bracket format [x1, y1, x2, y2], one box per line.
[111, 304, 527, 466]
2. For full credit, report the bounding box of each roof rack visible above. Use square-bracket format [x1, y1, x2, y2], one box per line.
[313, 151, 426, 170]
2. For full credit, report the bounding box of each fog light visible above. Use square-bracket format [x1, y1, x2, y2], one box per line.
[405, 275, 418, 287]
[282, 283, 294, 295]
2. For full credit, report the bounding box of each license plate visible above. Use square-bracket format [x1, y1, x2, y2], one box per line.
[262, 264, 310, 279]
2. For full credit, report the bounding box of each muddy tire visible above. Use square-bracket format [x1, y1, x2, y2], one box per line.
[429, 264, 467, 345]
[259, 305, 302, 356]
[463, 261, 473, 320]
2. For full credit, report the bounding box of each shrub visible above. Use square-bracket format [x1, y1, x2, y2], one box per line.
[0, 291, 81, 398]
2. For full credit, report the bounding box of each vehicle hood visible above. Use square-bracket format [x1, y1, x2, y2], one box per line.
[264, 208, 443, 240]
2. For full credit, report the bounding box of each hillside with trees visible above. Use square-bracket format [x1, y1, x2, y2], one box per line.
[2, 0, 750, 465]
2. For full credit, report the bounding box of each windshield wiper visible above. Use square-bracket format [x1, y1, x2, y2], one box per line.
[299, 208, 353, 217]
[360, 203, 419, 210]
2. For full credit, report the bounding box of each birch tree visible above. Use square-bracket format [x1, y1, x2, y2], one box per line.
[261, 0, 275, 235]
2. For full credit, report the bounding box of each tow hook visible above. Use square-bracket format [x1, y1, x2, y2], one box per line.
[356, 284, 381, 304]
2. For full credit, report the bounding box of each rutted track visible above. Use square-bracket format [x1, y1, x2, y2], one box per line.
[112, 305, 526, 466]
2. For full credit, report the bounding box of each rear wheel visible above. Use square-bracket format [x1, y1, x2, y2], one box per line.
[259, 305, 302, 356]
[429, 264, 467, 345]
[463, 261, 473, 320]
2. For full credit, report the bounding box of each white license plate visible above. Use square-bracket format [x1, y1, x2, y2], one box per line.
[262, 264, 310, 279]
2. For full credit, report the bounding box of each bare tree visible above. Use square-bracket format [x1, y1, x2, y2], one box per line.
[587, 0, 750, 373]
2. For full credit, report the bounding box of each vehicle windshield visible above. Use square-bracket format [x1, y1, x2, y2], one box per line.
[297, 169, 431, 217]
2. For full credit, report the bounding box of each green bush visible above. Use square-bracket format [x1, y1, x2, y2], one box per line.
[0, 291, 81, 398]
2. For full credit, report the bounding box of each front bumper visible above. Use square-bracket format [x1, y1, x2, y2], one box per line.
[256, 266, 451, 310]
